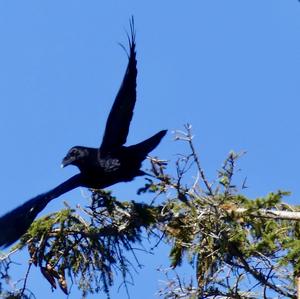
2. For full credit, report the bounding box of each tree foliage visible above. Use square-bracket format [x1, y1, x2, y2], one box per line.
[1, 125, 300, 298]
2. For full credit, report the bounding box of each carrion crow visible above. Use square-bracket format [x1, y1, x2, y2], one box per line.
[0, 19, 166, 248]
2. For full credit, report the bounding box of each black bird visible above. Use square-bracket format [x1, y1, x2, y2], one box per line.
[0, 20, 166, 248]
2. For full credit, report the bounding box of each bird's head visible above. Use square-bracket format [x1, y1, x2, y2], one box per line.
[61, 146, 89, 168]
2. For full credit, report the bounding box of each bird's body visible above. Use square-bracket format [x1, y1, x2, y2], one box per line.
[66, 131, 165, 188]
[0, 19, 166, 248]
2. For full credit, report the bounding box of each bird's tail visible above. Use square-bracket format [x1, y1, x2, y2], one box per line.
[0, 174, 82, 248]
[128, 130, 167, 160]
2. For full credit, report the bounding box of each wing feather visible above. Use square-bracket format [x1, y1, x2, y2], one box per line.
[0, 174, 82, 247]
[100, 18, 137, 152]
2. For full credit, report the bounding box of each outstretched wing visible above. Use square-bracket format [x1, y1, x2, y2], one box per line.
[100, 18, 137, 152]
[0, 174, 82, 248]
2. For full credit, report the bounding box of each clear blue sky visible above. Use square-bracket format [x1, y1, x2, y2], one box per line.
[0, 1, 299, 298]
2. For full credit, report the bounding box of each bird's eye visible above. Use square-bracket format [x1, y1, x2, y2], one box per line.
[70, 150, 77, 157]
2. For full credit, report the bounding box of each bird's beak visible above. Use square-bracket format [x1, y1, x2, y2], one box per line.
[61, 156, 72, 168]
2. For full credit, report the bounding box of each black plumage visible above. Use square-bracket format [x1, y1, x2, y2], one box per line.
[0, 20, 166, 248]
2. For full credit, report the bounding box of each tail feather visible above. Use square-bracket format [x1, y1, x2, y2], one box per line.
[128, 130, 167, 159]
